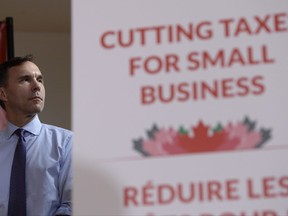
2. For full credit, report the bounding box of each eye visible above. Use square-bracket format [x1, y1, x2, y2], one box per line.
[37, 77, 44, 83]
[20, 76, 30, 82]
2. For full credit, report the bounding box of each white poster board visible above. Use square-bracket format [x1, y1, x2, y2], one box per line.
[72, 0, 288, 215]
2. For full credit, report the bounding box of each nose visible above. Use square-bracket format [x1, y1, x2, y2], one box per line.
[32, 79, 41, 92]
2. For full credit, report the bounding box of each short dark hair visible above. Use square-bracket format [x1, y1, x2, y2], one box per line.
[0, 54, 34, 109]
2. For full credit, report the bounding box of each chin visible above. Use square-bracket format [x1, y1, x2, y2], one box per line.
[31, 106, 44, 114]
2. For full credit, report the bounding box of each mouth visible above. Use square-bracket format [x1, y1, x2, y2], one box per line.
[30, 96, 43, 101]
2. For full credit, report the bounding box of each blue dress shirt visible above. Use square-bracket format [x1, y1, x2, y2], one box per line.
[0, 115, 72, 216]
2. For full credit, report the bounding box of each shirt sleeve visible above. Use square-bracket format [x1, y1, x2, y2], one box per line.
[55, 133, 73, 215]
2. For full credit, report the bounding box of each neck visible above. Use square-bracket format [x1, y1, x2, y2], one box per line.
[7, 113, 36, 127]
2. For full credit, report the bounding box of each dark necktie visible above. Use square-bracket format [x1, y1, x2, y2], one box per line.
[8, 128, 27, 216]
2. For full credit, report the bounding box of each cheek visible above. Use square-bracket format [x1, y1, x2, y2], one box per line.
[42, 88, 46, 98]
[9, 88, 27, 100]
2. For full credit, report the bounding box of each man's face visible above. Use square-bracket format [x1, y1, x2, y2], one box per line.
[0, 61, 45, 117]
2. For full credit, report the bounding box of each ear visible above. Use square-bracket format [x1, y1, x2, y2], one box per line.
[0, 87, 8, 102]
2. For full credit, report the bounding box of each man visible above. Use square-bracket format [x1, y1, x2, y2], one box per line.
[0, 55, 72, 215]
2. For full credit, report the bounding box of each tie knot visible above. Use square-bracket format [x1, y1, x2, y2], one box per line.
[14, 128, 25, 138]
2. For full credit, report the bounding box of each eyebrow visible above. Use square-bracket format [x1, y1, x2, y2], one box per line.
[17, 74, 44, 80]
[37, 74, 44, 80]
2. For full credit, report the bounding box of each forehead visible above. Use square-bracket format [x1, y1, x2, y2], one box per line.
[8, 61, 43, 77]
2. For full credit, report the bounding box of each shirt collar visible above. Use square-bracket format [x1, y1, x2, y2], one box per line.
[5, 115, 42, 138]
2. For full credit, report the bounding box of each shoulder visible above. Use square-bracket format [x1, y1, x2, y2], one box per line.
[40, 124, 73, 162]
[42, 123, 72, 135]
[40, 123, 73, 145]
